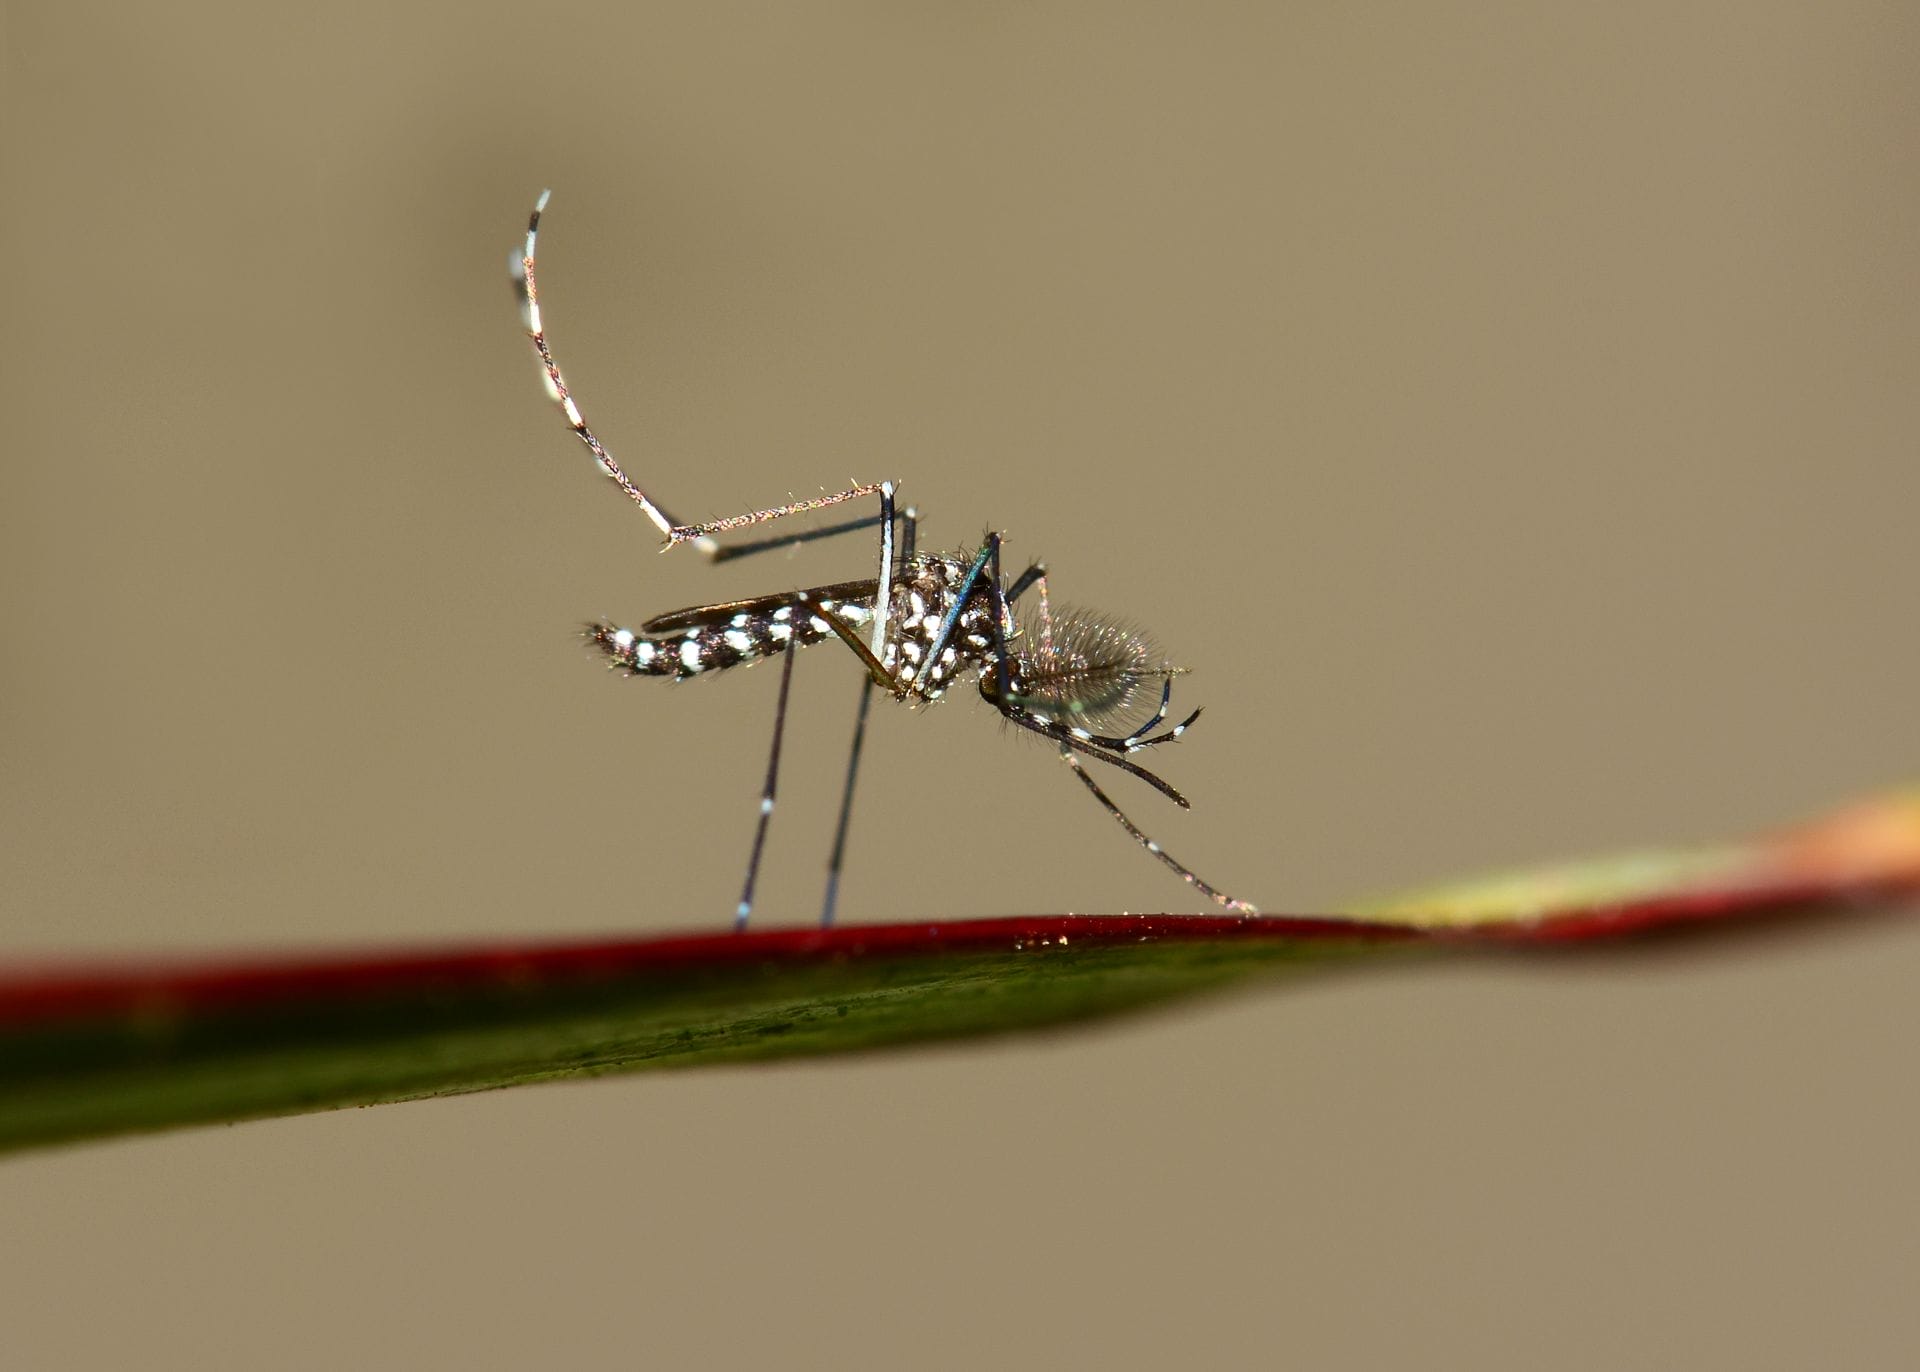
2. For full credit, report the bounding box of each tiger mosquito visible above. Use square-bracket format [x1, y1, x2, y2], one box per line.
[512, 191, 1256, 927]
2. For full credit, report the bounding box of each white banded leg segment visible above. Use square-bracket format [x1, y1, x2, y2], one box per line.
[513, 191, 685, 543]
[1059, 749, 1257, 914]
[736, 643, 800, 930]
[517, 197, 906, 573]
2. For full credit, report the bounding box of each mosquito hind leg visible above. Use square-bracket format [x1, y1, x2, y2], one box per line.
[513, 192, 710, 548]
[671, 482, 890, 550]
[513, 191, 890, 560]
[705, 502, 913, 566]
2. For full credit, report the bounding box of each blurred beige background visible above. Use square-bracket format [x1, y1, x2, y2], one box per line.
[4, 3, 1918, 1367]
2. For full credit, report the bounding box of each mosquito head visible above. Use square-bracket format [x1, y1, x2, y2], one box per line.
[987, 606, 1182, 732]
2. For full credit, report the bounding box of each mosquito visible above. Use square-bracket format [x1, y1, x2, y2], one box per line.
[511, 190, 1256, 927]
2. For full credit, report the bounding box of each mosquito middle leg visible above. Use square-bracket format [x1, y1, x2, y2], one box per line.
[735, 641, 800, 931]
[820, 676, 876, 928]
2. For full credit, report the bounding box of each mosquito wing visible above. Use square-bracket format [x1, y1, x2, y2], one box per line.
[641, 578, 882, 634]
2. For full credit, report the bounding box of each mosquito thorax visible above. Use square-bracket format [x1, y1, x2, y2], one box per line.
[879, 551, 1001, 701]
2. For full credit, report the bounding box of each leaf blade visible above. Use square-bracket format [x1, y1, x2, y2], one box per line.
[2, 790, 1915, 1153]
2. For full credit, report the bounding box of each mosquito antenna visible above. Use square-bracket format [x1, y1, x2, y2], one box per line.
[1059, 750, 1256, 913]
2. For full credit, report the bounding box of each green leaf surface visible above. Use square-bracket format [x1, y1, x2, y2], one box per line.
[3, 790, 1916, 1154]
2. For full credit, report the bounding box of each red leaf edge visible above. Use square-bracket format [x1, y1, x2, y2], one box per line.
[5, 789, 1916, 1031]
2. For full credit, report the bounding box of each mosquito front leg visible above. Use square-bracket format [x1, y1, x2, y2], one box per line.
[920, 539, 998, 684]
[1060, 678, 1202, 753]
[1058, 750, 1257, 914]
[818, 499, 916, 926]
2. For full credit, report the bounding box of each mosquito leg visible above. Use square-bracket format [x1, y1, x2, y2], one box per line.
[815, 495, 926, 923]
[1003, 561, 1053, 656]
[868, 484, 896, 659]
[811, 500, 925, 925]
[898, 506, 919, 567]
[671, 482, 888, 549]
[914, 539, 997, 686]
[984, 556, 1236, 902]
[735, 642, 799, 930]
[513, 191, 706, 549]
[998, 560, 1194, 750]
[1109, 679, 1176, 744]
[1004, 563, 1046, 604]
[820, 676, 877, 927]
[1114, 703, 1203, 750]
[814, 495, 917, 924]
[514, 192, 890, 559]
[1054, 680, 1203, 753]
[977, 569, 1186, 806]
[978, 551, 1120, 784]
[798, 596, 901, 692]
[706, 508, 896, 564]
[1033, 569, 1054, 657]
[1059, 749, 1257, 914]
[996, 703, 1191, 807]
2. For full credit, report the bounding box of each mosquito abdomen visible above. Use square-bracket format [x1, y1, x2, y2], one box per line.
[588, 598, 877, 680]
